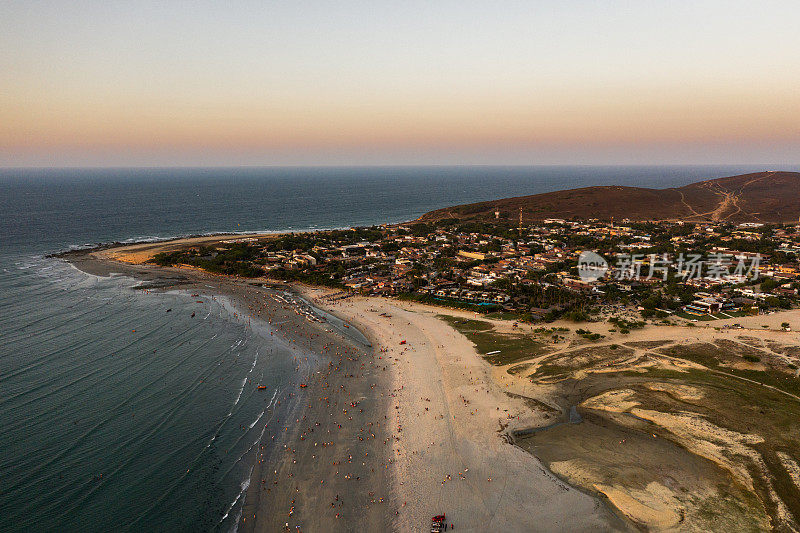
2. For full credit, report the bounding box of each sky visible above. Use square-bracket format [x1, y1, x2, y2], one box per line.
[1, 1, 799, 167]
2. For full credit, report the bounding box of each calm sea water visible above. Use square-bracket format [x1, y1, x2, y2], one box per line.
[0, 165, 785, 531]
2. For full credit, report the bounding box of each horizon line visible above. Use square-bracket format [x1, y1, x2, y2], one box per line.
[2, 163, 799, 171]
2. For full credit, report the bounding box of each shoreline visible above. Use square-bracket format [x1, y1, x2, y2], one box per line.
[60, 249, 396, 532]
[60, 243, 627, 531]
[58, 236, 800, 530]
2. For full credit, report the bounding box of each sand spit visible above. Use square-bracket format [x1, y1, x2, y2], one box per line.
[60, 240, 800, 531]
[62, 252, 393, 532]
[62, 249, 622, 532]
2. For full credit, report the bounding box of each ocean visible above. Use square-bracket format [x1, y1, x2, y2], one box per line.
[0, 165, 784, 531]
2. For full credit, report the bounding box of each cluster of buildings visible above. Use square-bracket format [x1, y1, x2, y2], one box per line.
[241, 217, 800, 319]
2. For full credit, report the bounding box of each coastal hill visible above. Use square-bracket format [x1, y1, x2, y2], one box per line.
[419, 170, 800, 224]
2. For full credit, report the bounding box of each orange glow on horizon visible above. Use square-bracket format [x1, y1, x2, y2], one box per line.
[2, 2, 799, 165]
[3, 83, 799, 155]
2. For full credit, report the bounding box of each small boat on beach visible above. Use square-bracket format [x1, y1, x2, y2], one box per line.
[431, 514, 448, 532]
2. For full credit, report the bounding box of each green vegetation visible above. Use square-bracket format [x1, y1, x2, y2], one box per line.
[151, 244, 264, 277]
[268, 268, 343, 288]
[658, 342, 800, 397]
[608, 317, 645, 329]
[438, 314, 548, 365]
[530, 344, 634, 379]
[575, 328, 605, 341]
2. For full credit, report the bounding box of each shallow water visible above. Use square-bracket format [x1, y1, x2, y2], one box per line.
[0, 257, 298, 531]
[0, 165, 776, 531]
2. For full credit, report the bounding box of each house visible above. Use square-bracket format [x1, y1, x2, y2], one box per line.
[458, 250, 486, 260]
[683, 297, 734, 315]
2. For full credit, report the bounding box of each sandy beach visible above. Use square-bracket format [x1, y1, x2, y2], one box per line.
[229, 286, 395, 532]
[61, 236, 800, 530]
[61, 243, 626, 532]
[309, 292, 626, 531]
[283, 290, 800, 531]
[63, 252, 398, 531]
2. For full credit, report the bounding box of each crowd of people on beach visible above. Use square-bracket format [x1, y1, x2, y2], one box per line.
[216, 284, 398, 531]
[196, 281, 506, 531]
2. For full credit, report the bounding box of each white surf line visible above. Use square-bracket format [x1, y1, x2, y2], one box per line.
[248, 409, 266, 429]
[221, 400, 280, 531]
[220, 465, 253, 523]
[249, 349, 259, 373]
[230, 377, 247, 411]
[266, 388, 278, 409]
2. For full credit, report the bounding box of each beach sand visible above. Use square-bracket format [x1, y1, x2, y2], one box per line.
[231, 285, 394, 532]
[58, 237, 800, 530]
[62, 246, 625, 532]
[304, 291, 625, 532]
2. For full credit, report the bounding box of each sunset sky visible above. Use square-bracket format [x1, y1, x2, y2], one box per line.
[2, 1, 799, 167]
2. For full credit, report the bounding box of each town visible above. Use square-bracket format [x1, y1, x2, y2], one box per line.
[150, 216, 800, 324]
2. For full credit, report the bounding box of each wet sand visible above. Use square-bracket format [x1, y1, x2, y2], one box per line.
[233, 287, 393, 532]
[62, 246, 626, 532]
[62, 251, 394, 532]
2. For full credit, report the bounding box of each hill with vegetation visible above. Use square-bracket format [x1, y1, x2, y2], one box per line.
[420, 171, 800, 224]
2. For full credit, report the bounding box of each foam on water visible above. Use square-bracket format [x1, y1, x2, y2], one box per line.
[0, 165, 775, 531]
[220, 472, 252, 524]
[231, 377, 247, 408]
[0, 254, 298, 532]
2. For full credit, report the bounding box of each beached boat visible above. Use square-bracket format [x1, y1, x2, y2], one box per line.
[431, 514, 448, 532]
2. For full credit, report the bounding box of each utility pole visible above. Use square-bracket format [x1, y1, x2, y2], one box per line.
[519, 207, 523, 234]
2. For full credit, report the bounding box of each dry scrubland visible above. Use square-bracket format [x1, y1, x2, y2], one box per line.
[443, 310, 800, 531]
